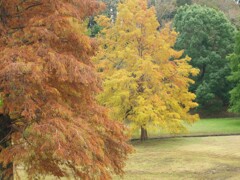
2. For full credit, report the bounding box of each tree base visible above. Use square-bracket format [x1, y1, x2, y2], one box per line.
[141, 126, 148, 141]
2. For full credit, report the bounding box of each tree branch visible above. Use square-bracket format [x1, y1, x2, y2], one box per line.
[25, 3, 43, 11]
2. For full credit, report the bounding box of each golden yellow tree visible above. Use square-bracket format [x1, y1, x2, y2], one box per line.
[94, 0, 199, 140]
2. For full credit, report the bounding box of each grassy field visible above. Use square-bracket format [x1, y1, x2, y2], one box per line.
[17, 136, 240, 180]
[133, 118, 240, 139]
[115, 136, 240, 180]
[16, 118, 240, 179]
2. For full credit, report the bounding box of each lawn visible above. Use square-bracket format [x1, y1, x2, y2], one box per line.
[17, 135, 240, 180]
[115, 136, 240, 180]
[133, 117, 240, 139]
[16, 118, 240, 179]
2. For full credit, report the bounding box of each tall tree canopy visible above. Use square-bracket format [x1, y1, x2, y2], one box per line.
[94, 0, 199, 141]
[174, 5, 236, 113]
[228, 32, 240, 113]
[0, 0, 132, 179]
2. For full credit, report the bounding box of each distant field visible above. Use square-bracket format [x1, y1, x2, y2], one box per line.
[132, 118, 240, 139]
[114, 136, 240, 180]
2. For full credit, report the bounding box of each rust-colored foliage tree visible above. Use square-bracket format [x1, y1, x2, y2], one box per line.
[0, 0, 132, 179]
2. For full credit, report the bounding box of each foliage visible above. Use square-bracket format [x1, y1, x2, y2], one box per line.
[228, 32, 240, 113]
[153, 0, 177, 27]
[88, 0, 119, 37]
[88, 17, 103, 37]
[174, 5, 236, 112]
[102, 0, 119, 20]
[176, 0, 192, 7]
[94, 0, 199, 140]
[193, 0, 240, 28]
[0, 0, 132, 179]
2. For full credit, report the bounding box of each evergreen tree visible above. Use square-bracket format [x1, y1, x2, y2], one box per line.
[174, 5, 236, 113]
[228, 32, 240, 113]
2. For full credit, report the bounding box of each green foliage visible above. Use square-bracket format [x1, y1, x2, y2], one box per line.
[88, 19, 103, 37]
[90, 24, 102, 36]
[88, 0, 119, 37]
[228, 32, 240, 113]
[174, 5, 236, 113]
[176, 0, 192, 7]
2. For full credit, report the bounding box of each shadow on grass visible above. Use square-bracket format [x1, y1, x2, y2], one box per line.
[132, 137, 200, 149]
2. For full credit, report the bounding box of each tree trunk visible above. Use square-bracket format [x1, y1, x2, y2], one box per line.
[140, 126, 148, 141]
[0, 114, 13, 180]
[1, 163, 13, 180]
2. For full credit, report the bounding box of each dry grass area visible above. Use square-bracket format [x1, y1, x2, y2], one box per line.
[16, 135, 240, 179]
[115, 136, 240, 180]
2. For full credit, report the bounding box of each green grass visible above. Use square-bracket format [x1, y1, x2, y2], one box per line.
[133, 117, 240, 139]
[114, 136, 240, 180]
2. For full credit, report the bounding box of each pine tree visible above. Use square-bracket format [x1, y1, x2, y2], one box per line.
[0, 0, 132, 179]
[94, 0, 199, 141]
[174, 5, 236, 113]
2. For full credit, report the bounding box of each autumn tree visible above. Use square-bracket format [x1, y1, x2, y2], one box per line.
[94, 0, 199, 141]
[174, 5, 236, 114]
[0, 0, 132, 179]
[228, 32, 240, 113]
